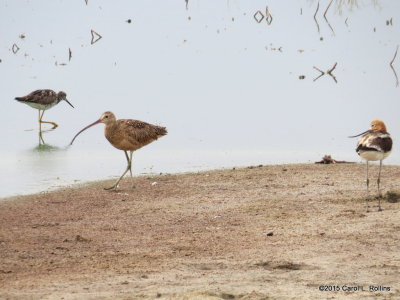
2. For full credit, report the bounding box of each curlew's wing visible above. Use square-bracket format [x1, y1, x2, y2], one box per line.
[120, 119, 167, 145]
[15, 89, 57, 105]
[356, 132, 392, 153]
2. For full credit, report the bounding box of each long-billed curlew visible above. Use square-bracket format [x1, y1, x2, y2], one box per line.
[349, 120, 393, 212]
[15, 89, 74, 132]
[70, 111, 167, 190]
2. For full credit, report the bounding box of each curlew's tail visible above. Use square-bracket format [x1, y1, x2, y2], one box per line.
[156, 126, 168, 137]
[15, 97, 24, 101]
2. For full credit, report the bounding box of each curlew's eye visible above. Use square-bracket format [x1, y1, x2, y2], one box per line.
[105, 115, 109, 118]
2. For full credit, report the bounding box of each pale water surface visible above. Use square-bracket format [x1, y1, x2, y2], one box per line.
[1, 0, 400, 197]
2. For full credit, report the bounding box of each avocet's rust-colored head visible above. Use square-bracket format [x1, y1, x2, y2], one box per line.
[70, 111, 116, 145]
[349, 120, 389, 138]
[370, 120, 387, 133]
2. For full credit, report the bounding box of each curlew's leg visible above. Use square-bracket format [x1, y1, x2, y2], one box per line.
[377, 160, 383, 211]
[39, 110, 58, 129]
[365, 161, 370, 212]
[104, 151, 132, 190]
[124, 151, 133, 177]
[129, 151, 133, 177]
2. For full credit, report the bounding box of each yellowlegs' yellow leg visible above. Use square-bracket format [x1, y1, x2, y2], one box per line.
[38, 110, 43, 133]
[39, 109, 58, 129]
[40, 121, 58, 129]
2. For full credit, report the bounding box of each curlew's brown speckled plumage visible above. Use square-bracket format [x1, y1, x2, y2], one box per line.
[70, 111, 167, 190]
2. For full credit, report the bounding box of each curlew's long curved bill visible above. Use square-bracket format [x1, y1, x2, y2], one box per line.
[70, 119, 101, 145]
[65, 99, 74, 108]
[348, 130, 370, 138]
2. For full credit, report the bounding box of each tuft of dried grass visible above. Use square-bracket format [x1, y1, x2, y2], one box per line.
[383, 190, 400, 203]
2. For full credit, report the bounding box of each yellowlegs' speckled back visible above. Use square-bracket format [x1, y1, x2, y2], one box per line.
[15, 89, 74, 132]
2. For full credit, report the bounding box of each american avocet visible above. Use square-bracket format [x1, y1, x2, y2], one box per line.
[70, 111, 167, 190]
[349, 120, 393, 211]
[15, 89, 74, 131]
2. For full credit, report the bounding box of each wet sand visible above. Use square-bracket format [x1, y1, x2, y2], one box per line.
[1, 163, 400, 299]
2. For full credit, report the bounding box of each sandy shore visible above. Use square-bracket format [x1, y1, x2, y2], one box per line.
[1, 163, 400, 299]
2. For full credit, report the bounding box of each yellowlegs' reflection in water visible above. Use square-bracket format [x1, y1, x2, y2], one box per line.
[37, 125, 63, 147]
[32, 141, 60, 153]
[34, 130, 62, 152]
[39, 131, 45, 145]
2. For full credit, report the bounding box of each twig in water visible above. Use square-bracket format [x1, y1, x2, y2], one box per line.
[390, 45, 399, 87]
[323, 0, 335, 36]
[313, 66, 324, 74]
[313, 63, 337, 83]
[265, 6, 273, 25]
[254, 10, 264, 23]
[323, 0, 333, 19]
[91, 30, 102, 45]
[327, 62, 338, 83]
[12, 44, 19, 54]
[313, 1, 320, 33]
[390, 45, 399, 66]
[313, 66, 325, 82]
[185, 0, 188, 10]
[327, 62, 337, 74]
[68, 48, 72, 62]
[345, 17, 348, 27]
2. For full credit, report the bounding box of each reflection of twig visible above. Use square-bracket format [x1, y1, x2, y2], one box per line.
[327, 62, 337, 83]
[313, 62, 338, 83]
[313, 66, 324, 74]
[323, 0, 333, 19]
[265, 6, 273, 25]
[313, 66, 324, 81]
[345, 17, 348, 27]
[390, 45, 399, 87]
[323, 0, 335, 36]
[12, 44, 19, 54]
[314, 1, 320, 33]
[91, 30, 102, 45]
[68, 48, 72, 62]
[390, 66, 399, 87]
[254, 10, 264, 23]
[327, 62, 337, 74]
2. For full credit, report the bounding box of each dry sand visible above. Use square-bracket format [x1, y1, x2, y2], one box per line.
[1, 163, 400, 299]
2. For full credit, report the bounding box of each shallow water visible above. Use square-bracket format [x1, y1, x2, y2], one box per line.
[1, 0, 400, 198]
